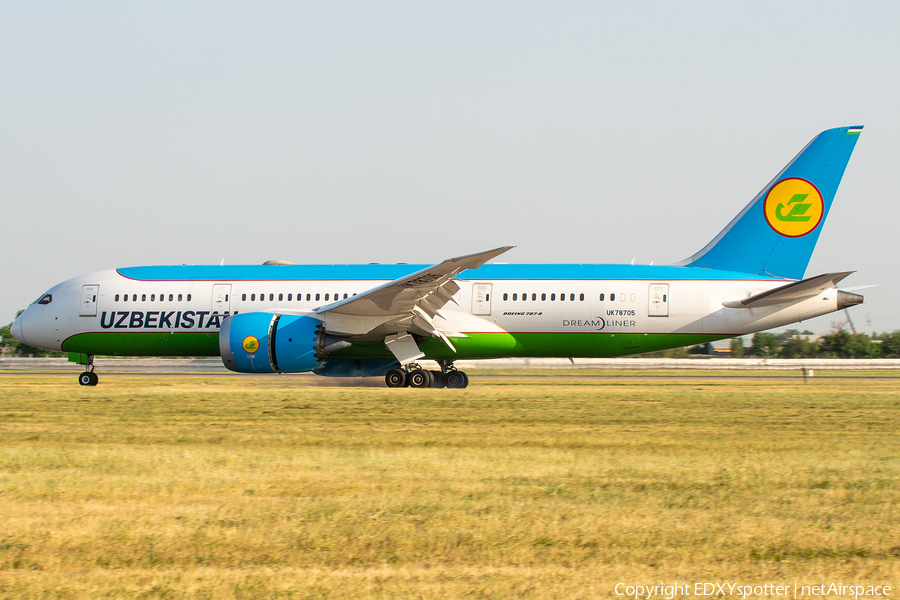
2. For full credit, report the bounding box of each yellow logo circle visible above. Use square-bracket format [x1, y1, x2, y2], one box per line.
[763, 178, 824, 238]
[242, 336, 260, 353]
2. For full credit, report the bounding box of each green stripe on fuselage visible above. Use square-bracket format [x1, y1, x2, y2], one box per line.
[62, 331, 725, 360]
[62, 332, 221, 356]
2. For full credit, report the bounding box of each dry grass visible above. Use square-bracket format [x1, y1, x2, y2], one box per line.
[0, 374, 898, 598]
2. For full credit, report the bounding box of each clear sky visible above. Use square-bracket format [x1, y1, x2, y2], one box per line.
[2, 1, 898, 334]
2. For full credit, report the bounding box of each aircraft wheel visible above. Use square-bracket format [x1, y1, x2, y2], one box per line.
[445, 371, 466, 389]
[430, 371, 446, 388]
[408, 368, 431, 388]
[385, 368, 406, 388]
[79, 372, 98, 386]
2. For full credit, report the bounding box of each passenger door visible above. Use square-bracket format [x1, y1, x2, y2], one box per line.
[649, 283, 669, 317]
[79, 285, 99, 317]
[472, 283, 492, 316]
[212, 284, 232, 314]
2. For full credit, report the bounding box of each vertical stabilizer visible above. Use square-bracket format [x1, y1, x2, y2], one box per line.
[678, 126, 862, 279]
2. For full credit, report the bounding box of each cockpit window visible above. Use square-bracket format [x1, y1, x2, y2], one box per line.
[37, 294, 52, 305]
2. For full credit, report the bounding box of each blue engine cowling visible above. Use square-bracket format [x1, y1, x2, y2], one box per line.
[220, 313, 325, 373]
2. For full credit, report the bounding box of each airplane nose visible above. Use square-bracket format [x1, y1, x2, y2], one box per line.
[11, 312, 26, 343]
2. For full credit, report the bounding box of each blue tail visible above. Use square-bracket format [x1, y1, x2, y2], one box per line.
[679, 126, 862, 279]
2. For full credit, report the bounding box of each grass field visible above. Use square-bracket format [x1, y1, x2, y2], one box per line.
[1, 374, 898, 598]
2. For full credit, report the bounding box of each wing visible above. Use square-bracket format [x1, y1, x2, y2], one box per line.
[317, 246, 513, 364]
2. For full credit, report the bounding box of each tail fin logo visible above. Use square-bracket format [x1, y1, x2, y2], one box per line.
[764, 178, 824, 238]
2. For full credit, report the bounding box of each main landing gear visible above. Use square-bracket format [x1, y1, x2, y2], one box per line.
[77, 354, 98, 386]
[384, 361, 469, 389]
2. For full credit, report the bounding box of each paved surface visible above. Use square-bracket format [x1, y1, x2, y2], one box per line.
[4, 357, 900, 372]
[3, 372, 898, 385]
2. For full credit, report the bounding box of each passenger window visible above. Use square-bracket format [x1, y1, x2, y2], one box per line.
[115, 294, 120, 302]
[599, 293, 605, 301]
[251, 294, 256, 301]
[242, 294, 247, 301]
[541, 293, 546, 301]
[325, 294, 330, 301]
[140, 294, 145, 301]
[580, 293, 585, 301]
[269, 294, 274, 301]
[150, 294, 155, 301]
[610, 293, 615, 301]
[512, 293, 517, 301]
[187, 294, 191, 301]
[561, 293, 565, 301]
[522, 292, 527, 301]
[132, 294, 137, 302]
[178, 294, 183, 301]
[570, 293, 575, 301]
[123, 294, 128, 302]
[278, 293, 283, 301]
[503, 293, 508, 301]
[343, 293, 348, 299]
[551, 293, 556, 301]
[288, 294, 292, 301]
[168, 294, 173, 301]
[316, 293, 320, 301]
[620, 293, 626, 302]
[306, 294, 311, 301]
[531, 293, 536, 301]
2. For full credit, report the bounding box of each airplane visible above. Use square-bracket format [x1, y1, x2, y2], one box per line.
[12, 125, 866, 388]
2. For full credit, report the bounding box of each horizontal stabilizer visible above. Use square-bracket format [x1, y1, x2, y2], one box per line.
[724, 272, 854, 308]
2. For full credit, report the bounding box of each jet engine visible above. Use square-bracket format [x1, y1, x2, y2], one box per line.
[219, 313, 350, 373]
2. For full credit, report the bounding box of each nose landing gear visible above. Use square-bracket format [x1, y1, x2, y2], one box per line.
[76, 354, 98, 386]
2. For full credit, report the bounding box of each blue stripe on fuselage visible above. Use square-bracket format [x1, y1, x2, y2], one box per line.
[118, 264, 784, 282]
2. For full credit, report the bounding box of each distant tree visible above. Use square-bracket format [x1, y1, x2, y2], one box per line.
[818, 329, 879, 358]
[751, 332, 782, 357]
[780, 329, 802, 342]
[879, 331, 900, 358]
[730, 337, 744, 358]
[779, 336, 819, 358]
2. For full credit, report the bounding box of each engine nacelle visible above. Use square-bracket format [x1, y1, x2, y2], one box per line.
[220, 313, 331, 373]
